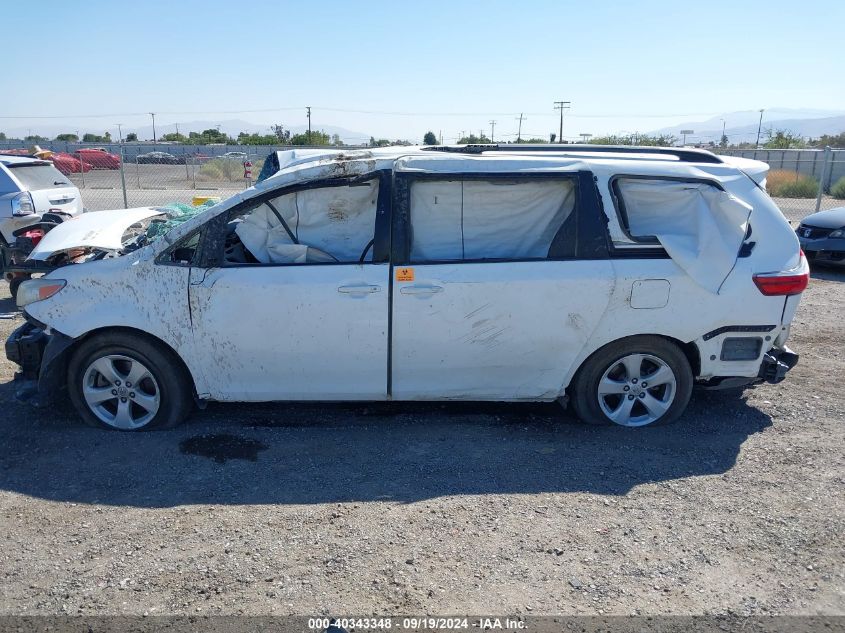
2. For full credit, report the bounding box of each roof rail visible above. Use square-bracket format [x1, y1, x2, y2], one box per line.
[421, 144, 724, 164]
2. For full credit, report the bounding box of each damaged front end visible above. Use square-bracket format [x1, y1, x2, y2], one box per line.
[4, 318, 75, 406]
[25, 202, 215, 268]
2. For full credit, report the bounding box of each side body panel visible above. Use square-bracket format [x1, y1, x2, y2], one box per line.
[391, 261, 614, 400]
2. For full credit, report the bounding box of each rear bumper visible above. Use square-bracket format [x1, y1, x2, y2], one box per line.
[5, 320, 74, 406]
[699, 345, 798, 390]
[757, 345, 799, 383]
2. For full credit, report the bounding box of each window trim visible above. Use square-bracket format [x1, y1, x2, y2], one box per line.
[609, 174, 727, 247]
[196, 170, 392, 269]
[392, 170, 607, 265]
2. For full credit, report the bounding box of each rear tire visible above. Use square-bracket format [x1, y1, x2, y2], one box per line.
[570, 336, 693, 427]
[67, 332, 193, 431]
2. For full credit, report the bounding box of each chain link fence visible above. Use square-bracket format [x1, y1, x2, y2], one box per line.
[713, 148, 845, 225]
[60, 146, 268, 211]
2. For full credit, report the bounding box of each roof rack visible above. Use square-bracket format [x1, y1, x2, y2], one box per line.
[421, 144, 724, 164]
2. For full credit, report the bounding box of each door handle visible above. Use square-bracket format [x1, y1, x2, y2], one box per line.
[399, 285, 444, 295]
[338, 284, 381, 294]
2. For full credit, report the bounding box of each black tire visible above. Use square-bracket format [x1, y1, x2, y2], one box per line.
[569, 335, 693, 427]
[67, 331, 194, 431]
[8, 275, 29, 301]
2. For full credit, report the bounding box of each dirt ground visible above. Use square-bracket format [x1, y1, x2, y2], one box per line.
[0, 227, 842, 617]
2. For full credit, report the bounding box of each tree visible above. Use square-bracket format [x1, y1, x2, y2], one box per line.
[764, 129, 806, 149]
[291, 130, 331, 146]
[237, 132, 279, 145]
[719, 134, 728, 148]
[270, 124, 291, 144]
[0, 132, 6, 140]
[423, 131, 438, 145]
[549, 133, 557, 143]
[524, 138, 548, 144]
[160, 132, 187, 143]
[187, 128, 234, 144]
[457, 134, 491, 144]
[589, 133, 677, 147]
[82, 133, 108, 143]
[810, 131, 845, 148]
[125, 132, 138, 142]
[24, 134, 48, 142]
[331, 133, 344, 147]
[55, 133, 79, 142]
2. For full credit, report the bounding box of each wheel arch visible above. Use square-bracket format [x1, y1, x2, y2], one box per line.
[567, 332, 700, 394]
[43, 325, 200, 403]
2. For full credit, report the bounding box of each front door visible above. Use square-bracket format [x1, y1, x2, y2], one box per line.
[188, 174, 391, 401]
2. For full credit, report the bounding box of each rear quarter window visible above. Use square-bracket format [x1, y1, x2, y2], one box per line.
[7, 164, 71, 191]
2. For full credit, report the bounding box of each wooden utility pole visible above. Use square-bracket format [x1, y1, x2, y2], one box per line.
[489, 120, 496, 142]
[306, 106, 312, 144]
[515, 113, 526, 142]
[553, 101, 570, 144]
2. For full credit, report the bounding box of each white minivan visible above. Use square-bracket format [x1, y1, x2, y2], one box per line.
[5, 145, 808, 430]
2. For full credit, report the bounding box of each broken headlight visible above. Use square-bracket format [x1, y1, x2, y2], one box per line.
[16, 278, 66, 308]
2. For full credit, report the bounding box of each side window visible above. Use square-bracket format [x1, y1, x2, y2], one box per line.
[225, 179, 379, 265]
[409, 178, 577, 262]
[613, 177, 725, 245]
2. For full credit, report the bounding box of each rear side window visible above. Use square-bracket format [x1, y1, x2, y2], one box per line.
[612, 177, 725, 244]
[409, 178, 576, 262]
[7, 164, 70, 191]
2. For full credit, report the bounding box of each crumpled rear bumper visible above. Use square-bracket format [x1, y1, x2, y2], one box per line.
[5, 320, 74, 406]
[757, 345, 799, 384]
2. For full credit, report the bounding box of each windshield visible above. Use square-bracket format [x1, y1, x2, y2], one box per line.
[8, 163, 71, 190]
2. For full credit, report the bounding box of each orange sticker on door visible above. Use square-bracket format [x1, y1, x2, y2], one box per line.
[395, 267, 415, 282]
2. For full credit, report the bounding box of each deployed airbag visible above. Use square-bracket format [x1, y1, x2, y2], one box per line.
[616, 179, 752, 293]
[236, 180, 379, 263]
[410, 179, 575, 261]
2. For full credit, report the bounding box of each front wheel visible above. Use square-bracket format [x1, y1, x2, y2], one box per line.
[570, 336, 693, 427]
[67, 332, 193, 431]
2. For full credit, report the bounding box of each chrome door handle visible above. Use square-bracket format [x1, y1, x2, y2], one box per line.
[338, 284, 381, 294]
[400, 285, 444, 295]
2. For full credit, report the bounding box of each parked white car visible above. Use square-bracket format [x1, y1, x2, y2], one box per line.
[0, 154, 84, 296]
[6, 146, 808, 430]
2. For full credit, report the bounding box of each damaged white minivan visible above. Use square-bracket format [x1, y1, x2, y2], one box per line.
[5, 145, 808, 430]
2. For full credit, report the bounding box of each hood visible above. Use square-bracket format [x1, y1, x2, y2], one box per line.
[800, 207, 845, 230]
[27, 207, 165, 261]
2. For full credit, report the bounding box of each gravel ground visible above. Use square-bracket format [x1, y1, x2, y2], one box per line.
[0, 208, 842, 618]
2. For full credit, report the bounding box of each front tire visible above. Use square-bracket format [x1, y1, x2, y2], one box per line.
[67, 332, 193, 431]
[570, 336, 693, 427]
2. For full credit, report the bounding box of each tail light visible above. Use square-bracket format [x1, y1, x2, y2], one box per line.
[11, 192, 35, 216]
[753, 251, 809, 296]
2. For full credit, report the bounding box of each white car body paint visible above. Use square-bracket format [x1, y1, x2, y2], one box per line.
[22, 147, 804, 404]
[27, 208, 164, 260]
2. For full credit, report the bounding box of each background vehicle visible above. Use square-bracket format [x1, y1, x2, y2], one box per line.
[73, 148, 120, 169]
[220, 151, 248, 160]
[136, 151, 182, 165]
[797, 206, 845, 267]
[0, 154, 84, 297]
[6, 146, 807, 431]
[50, 152, 93, 175]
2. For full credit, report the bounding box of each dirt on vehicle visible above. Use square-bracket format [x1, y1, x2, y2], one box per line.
[0, 209, 842, 617]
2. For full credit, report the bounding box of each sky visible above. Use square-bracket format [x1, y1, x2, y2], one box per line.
[3, 0, 844, 143]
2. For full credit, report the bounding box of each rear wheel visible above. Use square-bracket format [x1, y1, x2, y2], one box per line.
[67, 332, 193, 431]
[570, 336, 693, 427]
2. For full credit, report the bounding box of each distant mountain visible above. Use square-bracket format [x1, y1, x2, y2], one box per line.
[653, 109, 845, 144]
